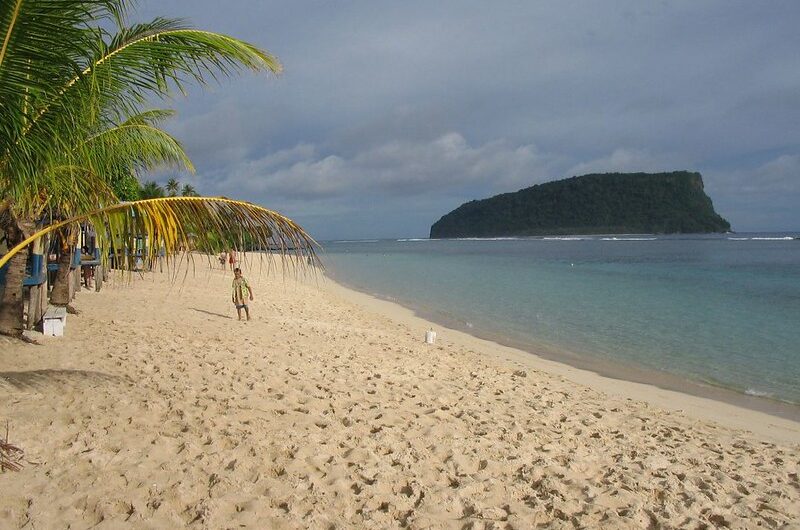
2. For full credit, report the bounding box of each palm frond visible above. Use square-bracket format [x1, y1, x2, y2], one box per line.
[0, 0, 125, 90]
[0, 197, 321, 275]
[0, 1, 125, 148]
[10, 163, 119, 219]
[7, 109, 193, 218]
[94, 18, 282, 90]
[16, 18, 281, 155]
[78, 109, 195, 175]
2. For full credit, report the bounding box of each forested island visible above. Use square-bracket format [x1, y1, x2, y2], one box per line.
[430, 171, 731, 238]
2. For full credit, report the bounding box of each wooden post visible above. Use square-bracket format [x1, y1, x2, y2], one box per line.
[26, 238, 46, 330]
[95, 263, 104, 292]
[40, 235, 49, 323]
[72, 266, 81, 299]
[68, 264, 76, 302]
[27, 290, 38, 331]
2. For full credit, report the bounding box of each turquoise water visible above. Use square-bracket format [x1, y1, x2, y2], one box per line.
[322, 234, 800, 404]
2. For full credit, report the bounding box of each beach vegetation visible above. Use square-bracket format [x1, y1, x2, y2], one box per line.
[181, 184, 198, 197]
[139, 181, 166, 200]
[138, 179, 199, 200]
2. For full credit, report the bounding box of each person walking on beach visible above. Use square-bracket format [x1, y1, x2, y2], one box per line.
[231, 267, 254, 321]
[228, 249, 236, 271]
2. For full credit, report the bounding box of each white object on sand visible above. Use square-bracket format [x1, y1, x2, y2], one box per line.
[425, 329, 437, 344]
[42, 305, 67, 337]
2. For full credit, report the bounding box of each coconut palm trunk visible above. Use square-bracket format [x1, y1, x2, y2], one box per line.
[49, 227, 79, 307]
[0, 209, 32, 338]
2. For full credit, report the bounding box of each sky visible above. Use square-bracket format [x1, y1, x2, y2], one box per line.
[137, 1, 800, 239]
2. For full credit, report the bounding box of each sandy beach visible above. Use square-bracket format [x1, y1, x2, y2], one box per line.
[0, 262, 798, 528]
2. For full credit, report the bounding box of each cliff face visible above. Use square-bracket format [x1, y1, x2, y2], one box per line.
[430, 171, 731, 238]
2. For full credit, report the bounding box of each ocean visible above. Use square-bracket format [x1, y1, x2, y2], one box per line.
[321, 234, 800, 407]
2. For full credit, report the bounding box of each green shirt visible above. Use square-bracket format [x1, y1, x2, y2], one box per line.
[232, 277, 251, 304]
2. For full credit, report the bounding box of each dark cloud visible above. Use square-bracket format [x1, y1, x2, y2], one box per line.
[136, 1, 800, 239]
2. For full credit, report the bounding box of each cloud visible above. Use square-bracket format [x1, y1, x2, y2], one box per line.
[215, 132, 561, 201]
[567, 148, 686, 177]
[703, 153, 800, 195]
[752, 154, 800, 193]
[701, 153, 800, 231]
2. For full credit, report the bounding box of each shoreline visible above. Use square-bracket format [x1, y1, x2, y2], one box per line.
[321, 234, 800, 412]
[324, 272, 800, 444]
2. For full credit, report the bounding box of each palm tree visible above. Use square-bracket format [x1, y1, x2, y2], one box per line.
[166, 178, 180, 197]
[140, 181, 165, 199]
[0, 0, 310, 338]
[181, 184, 198, 197]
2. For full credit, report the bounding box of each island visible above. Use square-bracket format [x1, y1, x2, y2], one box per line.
[430, 171, 731, 238]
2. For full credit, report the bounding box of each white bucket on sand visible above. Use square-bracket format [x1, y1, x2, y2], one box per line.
[425, 330, 437, 344]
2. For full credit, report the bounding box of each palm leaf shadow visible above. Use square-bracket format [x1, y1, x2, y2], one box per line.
[0, 369, 125, 391]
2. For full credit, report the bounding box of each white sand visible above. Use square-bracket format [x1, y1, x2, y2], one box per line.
[0, 263, 798, 528]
